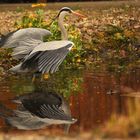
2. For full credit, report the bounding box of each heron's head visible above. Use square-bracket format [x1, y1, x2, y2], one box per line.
[56, 7, 85, 19]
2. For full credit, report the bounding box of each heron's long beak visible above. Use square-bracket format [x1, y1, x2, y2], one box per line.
[72, 11, 86, 18]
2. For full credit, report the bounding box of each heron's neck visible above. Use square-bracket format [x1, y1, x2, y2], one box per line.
[58, 13, 68, 40]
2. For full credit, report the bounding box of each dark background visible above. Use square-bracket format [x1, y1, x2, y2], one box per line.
[0, 0, 97, 3]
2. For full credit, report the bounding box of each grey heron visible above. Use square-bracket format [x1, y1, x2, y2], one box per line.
[0, 91, 77, 131]
[0, 7, 85, 75]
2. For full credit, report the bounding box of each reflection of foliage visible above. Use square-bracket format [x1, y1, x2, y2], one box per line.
[7, 69, 84, 98]
[56, 74, 83, 98]
[36, 69, 84, 98]
[8, 75, 35, 95]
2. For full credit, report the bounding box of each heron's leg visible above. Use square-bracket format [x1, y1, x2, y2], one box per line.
[41, 73, 49, 81]
[64, 124, 71, 134]
[63, 124, 71, 134]
[32, 74, 36, 83]
[32, 72, 42, 82]
[41, 75, 44, 82]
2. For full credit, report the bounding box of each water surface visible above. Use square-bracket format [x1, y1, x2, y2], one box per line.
[0, 67, 140, 134]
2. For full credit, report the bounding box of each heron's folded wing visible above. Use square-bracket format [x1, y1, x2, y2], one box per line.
[21, 42, 73, 74]
[0, 28, 51, 59]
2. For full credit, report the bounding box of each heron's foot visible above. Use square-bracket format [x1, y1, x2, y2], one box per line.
[32, 75, 36, 83]
[42, 73, 49, 81]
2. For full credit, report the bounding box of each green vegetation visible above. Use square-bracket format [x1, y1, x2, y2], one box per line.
[8, 69, 84, 98]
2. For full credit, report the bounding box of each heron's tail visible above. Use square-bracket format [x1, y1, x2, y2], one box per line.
[9, 63, 28, 73]
[9, 63, 22, 73]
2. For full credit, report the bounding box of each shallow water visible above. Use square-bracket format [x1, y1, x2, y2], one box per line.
[0, 67, 140, 134]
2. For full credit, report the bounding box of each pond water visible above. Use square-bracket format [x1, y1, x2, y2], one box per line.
[0, 67, 140, 135]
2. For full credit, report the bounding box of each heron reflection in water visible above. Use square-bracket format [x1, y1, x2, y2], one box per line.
[0, 90, 77, 132]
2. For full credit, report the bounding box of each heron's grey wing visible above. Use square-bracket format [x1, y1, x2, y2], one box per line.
[1, 28, 51, 48]
[0, 28, 51, 59]
[38, 44, 70, 74]
[21, 42, 73, 74]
